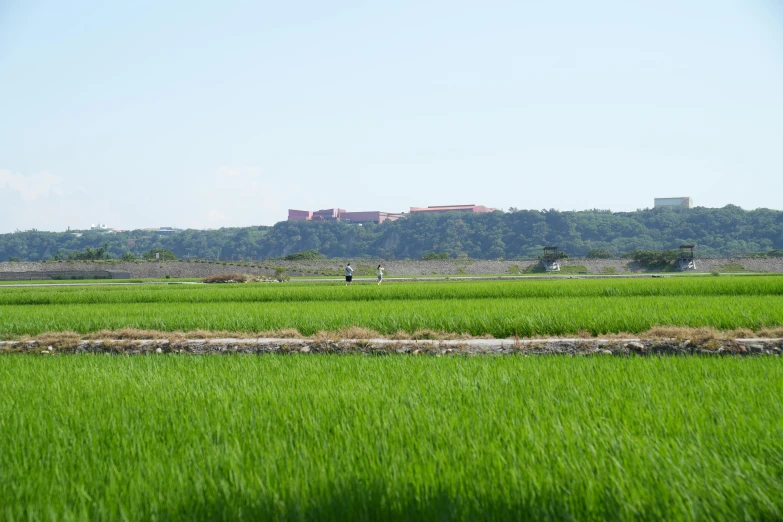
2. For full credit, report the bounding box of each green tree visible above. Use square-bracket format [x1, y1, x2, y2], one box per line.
[3, 206, 783, 261]
[143, 249, 177, 261]
[622, 249, 679, 269]
[67, 242, 111, 261]
[586, 248, 615, 259]
[422, 252, 449, 260]
[284, 250, 325, 261]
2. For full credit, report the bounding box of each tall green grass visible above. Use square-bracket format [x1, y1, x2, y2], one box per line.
[1, 356, 781, 521]
[2, 277, 783, 337]
[2, 296, 783, 337]
[1, 275, 782, 306]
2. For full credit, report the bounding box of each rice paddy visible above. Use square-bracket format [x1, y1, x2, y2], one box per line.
[2, 276, 782, 521]
[0, 356, 781, 521]
[1, 275, 782, 337]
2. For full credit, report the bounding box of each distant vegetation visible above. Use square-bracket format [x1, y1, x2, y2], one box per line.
[283, 250, 325, 261]
[621, 249, 680, 270]
[745, 249, 783, 258]
[586, 248, 614, 259]
[422, 252, 450, 260]
[54, 243, 111, 261]
[142, 249, 177, 261]
[2, 205, 783, 261]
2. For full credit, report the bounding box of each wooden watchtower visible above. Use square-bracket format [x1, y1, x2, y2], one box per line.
[678, 244, 696, 271]
[541, 246, 561, 272]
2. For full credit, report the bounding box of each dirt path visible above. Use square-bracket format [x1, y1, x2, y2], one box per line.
[1, 272, 761, 288]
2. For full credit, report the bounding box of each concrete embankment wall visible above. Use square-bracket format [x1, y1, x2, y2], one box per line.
[1, 258, 783, 279]
[0, 270, 131, 281]
[0, 262, 269, 279]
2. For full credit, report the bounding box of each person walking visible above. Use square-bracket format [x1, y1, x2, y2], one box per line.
[345, 263, 354, 285]
[376, 264, 384, 285]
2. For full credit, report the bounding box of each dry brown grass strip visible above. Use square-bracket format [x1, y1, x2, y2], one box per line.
[640, 326, 762, 341]
[25, 331, 82, 348]
[3, 326, 780, 346]
[202, 273, 248, 284]
[757, 327, 783, 338]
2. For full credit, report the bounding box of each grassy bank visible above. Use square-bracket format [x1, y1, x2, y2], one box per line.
[0, 356, 781, 521]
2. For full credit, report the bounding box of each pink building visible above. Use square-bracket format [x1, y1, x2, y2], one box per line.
[312, 208, 345, 221]
[288, 204, 497, 223]
[288, 208, 346, 221]
[288, 208, 401, 224]
[342, 211, 403, 224]
[409, 204, 497, 214]
[288, 209, 313, 221]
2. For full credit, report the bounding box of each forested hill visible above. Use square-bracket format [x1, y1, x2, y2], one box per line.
[2, 205, 782, 261]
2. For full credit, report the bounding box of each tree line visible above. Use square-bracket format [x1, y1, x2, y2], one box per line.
[2, 205, 782, 262]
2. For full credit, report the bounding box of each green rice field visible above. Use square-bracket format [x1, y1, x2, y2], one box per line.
[1, 356, 781, 521]
[2, 276, 782, 521]
[1, 275, 782, 337]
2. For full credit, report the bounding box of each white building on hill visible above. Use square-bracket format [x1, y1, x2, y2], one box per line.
[654, 197, 693, 208]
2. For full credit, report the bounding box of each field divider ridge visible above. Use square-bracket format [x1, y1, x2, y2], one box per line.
[1, 337, 781, 356]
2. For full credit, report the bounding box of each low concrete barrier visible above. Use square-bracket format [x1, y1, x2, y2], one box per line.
[1, 257, 783, 279]
[0, 270, 131, 281]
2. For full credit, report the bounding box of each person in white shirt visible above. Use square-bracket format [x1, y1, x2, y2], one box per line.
[376, 264, 384, 285]
[345, 263, 354, 285]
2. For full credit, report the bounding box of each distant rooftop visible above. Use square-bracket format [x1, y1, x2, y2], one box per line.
[409, 204, 497, 213]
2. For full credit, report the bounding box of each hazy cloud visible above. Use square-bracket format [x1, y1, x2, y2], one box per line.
[215, 166, 261, 179]
[0, 169, 64, 201]
[206, 209, 229, 224]
[176, 166, 278, 229]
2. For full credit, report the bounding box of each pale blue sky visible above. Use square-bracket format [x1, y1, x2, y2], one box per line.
[1, 1, 782, 233]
